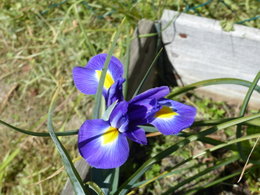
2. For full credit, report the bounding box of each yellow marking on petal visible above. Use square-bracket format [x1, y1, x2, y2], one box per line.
[155, 106, 178, 119]
[96, 70, 114, 89]
[103, 126, 119, 145]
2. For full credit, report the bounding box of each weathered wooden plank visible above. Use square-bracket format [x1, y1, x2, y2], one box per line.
[61, 19, 158, 194]
[161, 10, 260, 107]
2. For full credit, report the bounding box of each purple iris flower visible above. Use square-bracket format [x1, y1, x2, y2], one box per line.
[78, 101, 147, 169]
[73, 53, 196, 169]
[73, 53, 124, 107]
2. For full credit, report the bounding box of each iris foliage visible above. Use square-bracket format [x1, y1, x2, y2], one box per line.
[0, 1, 260, 194]
[1, 47, 259, 194]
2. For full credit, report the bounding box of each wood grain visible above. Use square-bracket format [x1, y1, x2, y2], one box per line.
[161, 10, 260, 108]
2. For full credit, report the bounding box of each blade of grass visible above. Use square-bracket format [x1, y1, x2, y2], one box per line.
[0, 148, 20, 172]
[193, 133, 260, 159]
[163, 133, 260, 195]
[132, 133, 260, 194]
[91, 168, 117, 195]
[131, 47, 163, 99]
[144, 129, 237, 150]
[179, 131, 236, 150]
[236, 72, 260, 161]
[102, 101, 118, 121]
[110, 167, 120, 194]
[123, 27, 132, 98]
[116, 113, 260, 195]
[47, 89, 87, 194]
[167, 78, 260, 98]
[192, 118, 260, 127]
[86, 181, 105, 195]
[133, 154, 239, 194]
[74, 4, 96, 56]
[92, 18, 124, 119]
[238, 137, 260, 182]
[184, 166, 257, 195]
[130, 161, 204, 189]
[142, 121, 255, 150]
[0, 119, 78, 137]
[0, 148, 20, 185]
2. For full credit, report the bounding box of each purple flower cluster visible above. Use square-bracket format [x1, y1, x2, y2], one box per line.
[73, 54, 196, 169]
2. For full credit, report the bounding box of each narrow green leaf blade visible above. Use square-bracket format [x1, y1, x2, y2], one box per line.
[167, 78, 260, 98]
[86, 181, 105, 195]
[123, 25, 131, 98]
[192, 117, 260, 127]
[110, 167, 120, 194]
[131, 47, 163, 98]
[0, 148, 20, 187]
[102, 101, 118, 121]
[0, 119, 78, 137]
[92, 26, 121, 119]
[162, 155, 239, 194]
[185, 170, 242, 194]
[236, 72, 260, 161]
[116, 113, 260, 194]
[47, 90, 86, 195]
[91, 168, 116, 195]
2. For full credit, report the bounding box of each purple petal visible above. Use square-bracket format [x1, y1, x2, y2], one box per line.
[86, 53, 123, 82]
[72, 67, 98, 94]
[125, 127, 147, 145]
[130, 86, 170, 104]
[128, 98, 160, 126]
[150, 99, 196, 135]
[78, 119, 129, 169]
[109, 101, 129, 132]
[105, 78, 125, 107]
[128, 87, 170, 125]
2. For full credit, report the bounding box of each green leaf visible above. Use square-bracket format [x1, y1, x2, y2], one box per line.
[131, 47, 163, 99]
[162, 155, 239, 194]
[179, 131, 236, 150]
[141, 125, 157, 132]
[239, 72, 260, 121]
[192, 118, 260, 127]
[47, 89, 87, 195]
[111, 167, 120, 194]
[92, 21, 122, 119]
[0, 148, 20, 184]
[116, 113, 260, 195]
[122, 25, 131, 98]
[164, 130, 260, 194]
[73, 4, 96, 56]
[242, 126, 260, 161]
[86, 181, 105, 195]
[131, 130, 260, 193]
[236, 71, 260, 162]
[91, 168, 118, 195]
[0, 119, 78, 137]
[102, 101, 118, 121]
[184, 170, 243, 194]
[167, 78, 260, 99]
[126, 133, 260, 194]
